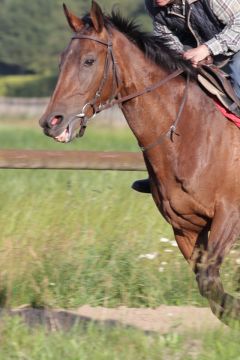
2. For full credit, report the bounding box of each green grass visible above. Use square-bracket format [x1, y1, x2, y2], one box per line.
[0, 166, 203, 308]
[0, 122, 208, 308]
[0, 121, 239, 310]
[0, 121, 240, 359]
[0, 122, 140, 151]
[0, 316, 184, 360]
[0, 316, 240, 360]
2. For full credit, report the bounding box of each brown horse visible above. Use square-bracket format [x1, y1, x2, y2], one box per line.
[39, 1, 240, 323]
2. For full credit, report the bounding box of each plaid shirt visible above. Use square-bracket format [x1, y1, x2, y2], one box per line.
[149, 0, 240, 56]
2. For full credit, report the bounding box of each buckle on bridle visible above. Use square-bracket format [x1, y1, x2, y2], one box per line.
[76, 102, 96, 118]
[75, 102, 98, 138]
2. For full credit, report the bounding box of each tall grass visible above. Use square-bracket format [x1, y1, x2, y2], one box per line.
[0, 166, 202, 308]
[0, 316, 184, 360]
[0, 122, 238, 309]
[0, 315, 239, 360]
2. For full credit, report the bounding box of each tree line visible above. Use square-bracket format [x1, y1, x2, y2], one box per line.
[0, 0, 150, 76]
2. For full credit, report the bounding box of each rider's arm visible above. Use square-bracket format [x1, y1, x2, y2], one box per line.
[205, 0, 240, 56]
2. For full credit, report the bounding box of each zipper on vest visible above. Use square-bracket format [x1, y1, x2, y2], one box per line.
[187, 5, 201, 46]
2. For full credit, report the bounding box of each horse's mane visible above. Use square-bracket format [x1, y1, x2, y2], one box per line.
[105, 11, 196, 76]
[82, 10, 196, 76]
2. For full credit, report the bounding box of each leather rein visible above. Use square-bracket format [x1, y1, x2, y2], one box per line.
[71, 32, 190, 152]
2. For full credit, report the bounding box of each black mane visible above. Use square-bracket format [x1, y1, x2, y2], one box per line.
[105, 11, 196, 76]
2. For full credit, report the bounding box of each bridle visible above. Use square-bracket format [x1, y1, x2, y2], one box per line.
[72, 32, 122, 137]
[71, 31, 190, 151]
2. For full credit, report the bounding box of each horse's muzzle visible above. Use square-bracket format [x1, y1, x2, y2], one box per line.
[39, 112, 81, 143]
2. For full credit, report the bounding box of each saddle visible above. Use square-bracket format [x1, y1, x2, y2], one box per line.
[197, 64, 240, 117]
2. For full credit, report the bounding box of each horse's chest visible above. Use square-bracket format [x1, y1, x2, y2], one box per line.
[152, 182, 208, 230]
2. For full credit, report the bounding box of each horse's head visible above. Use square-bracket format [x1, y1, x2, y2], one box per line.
[39, 1, 119, 142]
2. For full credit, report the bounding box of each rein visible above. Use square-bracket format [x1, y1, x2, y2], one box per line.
[71, 32, 190, 151]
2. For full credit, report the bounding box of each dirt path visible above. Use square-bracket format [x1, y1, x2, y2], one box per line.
[8, 305, 227, 334]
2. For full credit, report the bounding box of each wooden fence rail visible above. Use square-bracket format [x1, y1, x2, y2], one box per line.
[0, 149, 146, 171]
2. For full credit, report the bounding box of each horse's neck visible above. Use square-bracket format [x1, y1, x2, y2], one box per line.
[113, 31, 186, 148]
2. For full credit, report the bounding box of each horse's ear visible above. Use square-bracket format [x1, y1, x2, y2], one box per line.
[63, 3, 84, 32]
[90, 1, 104, 33]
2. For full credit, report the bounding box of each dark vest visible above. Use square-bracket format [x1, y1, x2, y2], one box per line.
[145, 0, 225, 48]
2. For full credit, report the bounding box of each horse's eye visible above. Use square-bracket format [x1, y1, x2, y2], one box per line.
[84, 58, 95, 67]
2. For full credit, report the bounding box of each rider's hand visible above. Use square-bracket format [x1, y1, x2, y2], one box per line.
[183, 45, 211, 67]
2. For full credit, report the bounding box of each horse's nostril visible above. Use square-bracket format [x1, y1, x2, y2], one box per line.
[50, 115, 63, 126]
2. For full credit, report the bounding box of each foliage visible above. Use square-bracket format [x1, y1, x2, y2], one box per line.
[0, 0, 151, 75]
[0, 74, 57, 97]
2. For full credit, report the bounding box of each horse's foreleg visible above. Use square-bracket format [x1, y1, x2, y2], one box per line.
[194, 204, 240, 323]
[173, 226, 230, 321]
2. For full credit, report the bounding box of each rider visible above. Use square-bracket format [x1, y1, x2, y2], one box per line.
[132, 0, 240, 193]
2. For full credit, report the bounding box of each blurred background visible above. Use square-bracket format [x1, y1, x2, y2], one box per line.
[0, 2, 239, 358]
[0, 0, 151, 122]
[0, 0, 150, 99]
